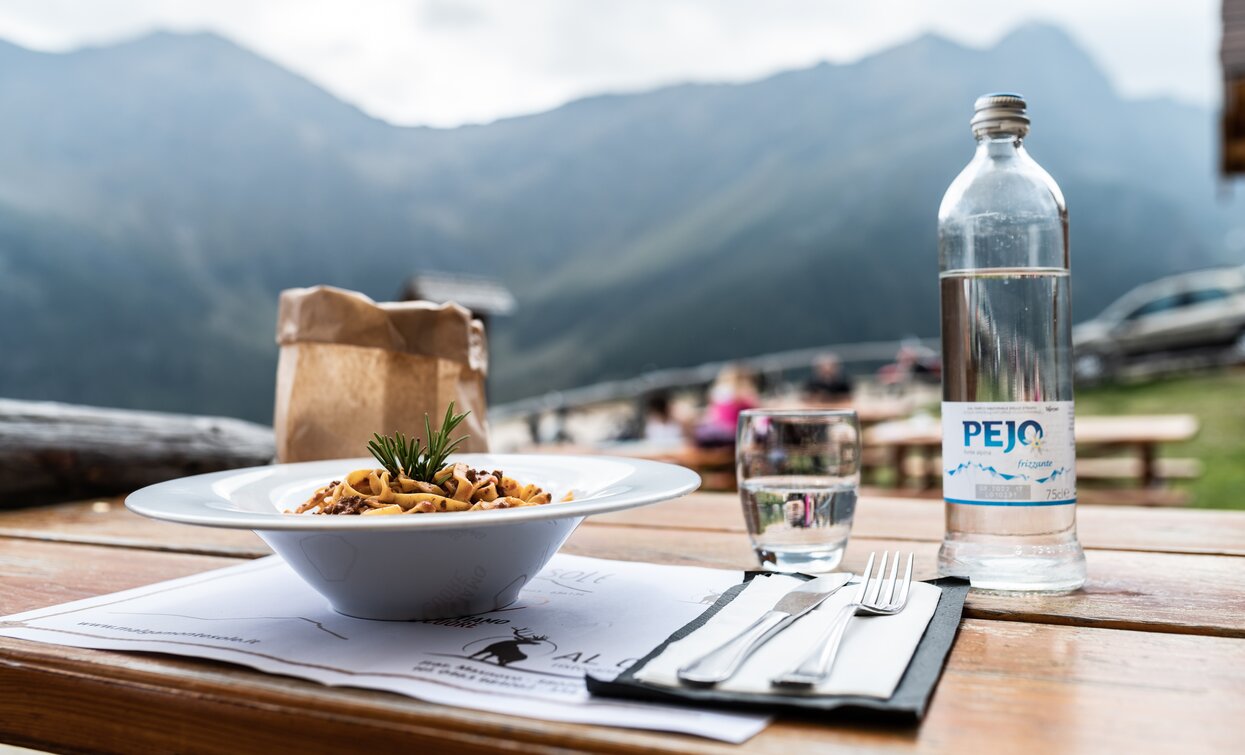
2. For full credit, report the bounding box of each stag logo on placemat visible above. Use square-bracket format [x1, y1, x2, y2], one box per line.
[463, 627, 558, 668]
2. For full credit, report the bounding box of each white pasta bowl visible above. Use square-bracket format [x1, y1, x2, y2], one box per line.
[126, 454, 700, 620]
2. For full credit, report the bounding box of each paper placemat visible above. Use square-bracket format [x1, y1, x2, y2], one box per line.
[587, 573, 969, 722]
[0, 554, 769, 743]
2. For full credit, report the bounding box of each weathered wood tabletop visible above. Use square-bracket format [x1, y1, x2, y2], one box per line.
[2, 492, 1243, 753]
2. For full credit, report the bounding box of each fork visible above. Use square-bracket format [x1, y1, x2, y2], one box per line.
[770, 551, 914, 688]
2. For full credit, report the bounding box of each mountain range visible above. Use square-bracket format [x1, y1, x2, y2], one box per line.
[0, 24, 1239, 421]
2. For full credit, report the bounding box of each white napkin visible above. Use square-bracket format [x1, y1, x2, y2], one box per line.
[635, 574, 941, 698]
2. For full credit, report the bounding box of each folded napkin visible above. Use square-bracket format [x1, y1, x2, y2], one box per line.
[636, 574, 940, 698]
[587, 574, 969, 721]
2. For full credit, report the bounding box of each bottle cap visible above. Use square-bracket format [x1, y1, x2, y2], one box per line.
[971, 92, 1030, 138]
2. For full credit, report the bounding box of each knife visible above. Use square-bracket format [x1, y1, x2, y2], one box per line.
[676, 572, 853, 686]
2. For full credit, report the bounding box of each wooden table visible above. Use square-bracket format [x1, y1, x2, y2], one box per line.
[2, 493, 1244, 753]
[866, 414, 1201, 493]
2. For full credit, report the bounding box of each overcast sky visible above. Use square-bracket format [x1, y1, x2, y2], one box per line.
[0, 0, 1222, 127]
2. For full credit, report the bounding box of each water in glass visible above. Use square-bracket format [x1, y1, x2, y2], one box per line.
[736, 410, 860, 573]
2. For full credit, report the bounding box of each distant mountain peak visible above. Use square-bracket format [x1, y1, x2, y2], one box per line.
[94, 27, 274, 69]
[115, 28, 240, 50]
[992, 21, 1103, 75]
[997, 21, 1082, 50]
[979, 21, 1116, 102]
[902, 30, 969, 52]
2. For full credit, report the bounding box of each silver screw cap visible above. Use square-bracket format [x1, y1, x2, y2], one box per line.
[971, 92, 1030, 138]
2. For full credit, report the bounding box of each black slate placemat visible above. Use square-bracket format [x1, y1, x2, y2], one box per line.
[586, 574, 969, 724]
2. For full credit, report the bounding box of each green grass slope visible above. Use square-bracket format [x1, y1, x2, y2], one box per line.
[1076, 368, 1245, 510]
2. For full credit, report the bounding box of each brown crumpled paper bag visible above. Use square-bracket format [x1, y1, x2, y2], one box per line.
[274, 286, 489, 462]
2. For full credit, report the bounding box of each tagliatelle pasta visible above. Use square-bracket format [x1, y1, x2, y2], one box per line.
[289, 462, 570, 516]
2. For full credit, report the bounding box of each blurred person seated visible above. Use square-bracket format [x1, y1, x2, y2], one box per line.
[803, 353, 853, 405]
[694, 363, 759, 448]
[643, 393, 686, 445]
[878, 342, 941, 392]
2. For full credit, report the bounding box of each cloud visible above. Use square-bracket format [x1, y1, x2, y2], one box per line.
[421, 0, 487, 29]
[0, 0, 1219, 127]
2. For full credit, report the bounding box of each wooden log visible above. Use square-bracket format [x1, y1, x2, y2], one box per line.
[0, 399, 274, 505]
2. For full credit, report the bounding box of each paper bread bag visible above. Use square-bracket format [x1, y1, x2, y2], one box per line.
[274, 286, 489, 462]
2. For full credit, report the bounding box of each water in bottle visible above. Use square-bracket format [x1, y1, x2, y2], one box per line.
[937, 93, 1087, 592]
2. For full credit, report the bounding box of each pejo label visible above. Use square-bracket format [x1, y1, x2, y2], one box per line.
[941, 401, 1076, 506]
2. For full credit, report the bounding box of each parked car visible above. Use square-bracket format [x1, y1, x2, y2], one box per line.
[1073, 266, 1245, 381]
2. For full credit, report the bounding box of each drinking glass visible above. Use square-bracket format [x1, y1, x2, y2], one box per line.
[736, 409, 861, 572]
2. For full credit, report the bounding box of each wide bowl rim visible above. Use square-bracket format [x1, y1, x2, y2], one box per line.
[125, 453, 701, 531]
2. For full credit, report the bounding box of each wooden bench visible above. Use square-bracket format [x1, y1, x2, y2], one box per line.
[1077, 457, 1203, 481]
[863, 414, 1202, 505]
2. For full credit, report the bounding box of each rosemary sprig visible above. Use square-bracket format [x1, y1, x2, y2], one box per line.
[366, 402, 470, 482]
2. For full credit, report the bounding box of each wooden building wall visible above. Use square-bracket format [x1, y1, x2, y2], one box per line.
[1225, 0, 1245, 173]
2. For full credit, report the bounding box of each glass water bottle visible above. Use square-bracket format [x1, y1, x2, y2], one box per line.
[937, 93, 1087, 592]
